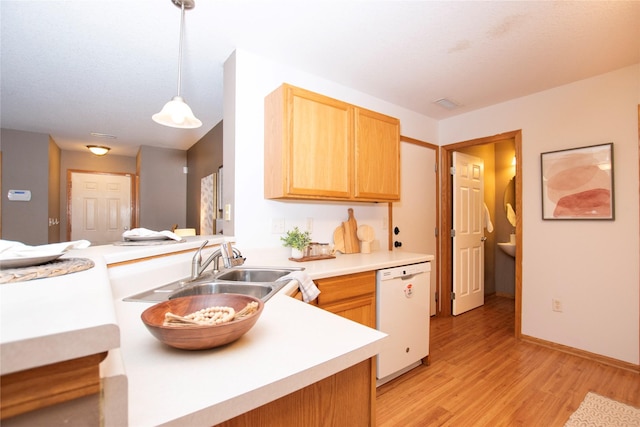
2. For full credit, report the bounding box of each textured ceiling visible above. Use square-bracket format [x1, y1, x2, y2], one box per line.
[1, 1, 639, 156]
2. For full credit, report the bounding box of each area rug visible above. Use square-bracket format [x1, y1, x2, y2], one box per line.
[565, 392, 640, 426]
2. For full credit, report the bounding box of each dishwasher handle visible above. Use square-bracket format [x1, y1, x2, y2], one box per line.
[399, 271, 426, 281]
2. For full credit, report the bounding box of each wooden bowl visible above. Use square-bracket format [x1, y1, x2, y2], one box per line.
[141, 294, 264, 350]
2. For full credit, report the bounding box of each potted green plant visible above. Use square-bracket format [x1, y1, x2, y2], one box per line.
[281, 226, 311, 259]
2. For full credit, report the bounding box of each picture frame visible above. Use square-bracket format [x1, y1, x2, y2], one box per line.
[541, 142, 614, 220]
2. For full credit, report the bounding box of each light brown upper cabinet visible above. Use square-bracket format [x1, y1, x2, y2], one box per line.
[264, 84, 400, 202]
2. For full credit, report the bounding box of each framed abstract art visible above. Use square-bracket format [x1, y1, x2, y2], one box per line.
[540, 143, 614, 220]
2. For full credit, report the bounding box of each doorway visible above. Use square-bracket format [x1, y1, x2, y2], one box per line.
[440, 130, 522, 337]
[67, 170, 136, 245]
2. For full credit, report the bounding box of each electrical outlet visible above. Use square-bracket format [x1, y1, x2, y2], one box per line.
[306, 217, 313, 232]
[271, 218, 285, 234]
[552, 298, 563, 312]
[382, 215, 388, 230]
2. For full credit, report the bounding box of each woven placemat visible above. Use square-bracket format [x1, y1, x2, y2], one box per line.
[0, 258, 95, 284]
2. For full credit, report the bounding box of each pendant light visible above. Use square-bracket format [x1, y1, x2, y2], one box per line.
[152, 0, 202, 129]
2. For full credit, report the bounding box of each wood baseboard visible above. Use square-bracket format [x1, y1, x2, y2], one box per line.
[520, 334, 639, 374]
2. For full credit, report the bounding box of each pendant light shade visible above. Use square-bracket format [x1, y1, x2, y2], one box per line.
[153, 0, 201, 129]
[153, 96, 202, 128]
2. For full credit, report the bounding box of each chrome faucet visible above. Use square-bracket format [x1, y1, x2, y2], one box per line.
[190, 240, 245, 281]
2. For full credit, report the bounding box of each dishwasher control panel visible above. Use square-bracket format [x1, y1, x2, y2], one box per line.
[378, 262, 431, 281]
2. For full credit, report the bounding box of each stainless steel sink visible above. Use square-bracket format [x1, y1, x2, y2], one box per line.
[214, 267, 295, 283]
[123, 266, 303, 303]
[169, 282, 283, 301]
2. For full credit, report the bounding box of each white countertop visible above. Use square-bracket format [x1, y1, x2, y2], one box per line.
[240, 247, 433, 280]
[0, 236, 228, 375]
[0, 260, 119, 375]
[115, 292, 386, 426]
[1, 236, 433, 425]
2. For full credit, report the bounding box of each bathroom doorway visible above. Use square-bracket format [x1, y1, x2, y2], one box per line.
[440, 130, 522, 337]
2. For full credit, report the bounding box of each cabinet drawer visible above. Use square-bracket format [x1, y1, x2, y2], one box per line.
[316, 271, 375, 306]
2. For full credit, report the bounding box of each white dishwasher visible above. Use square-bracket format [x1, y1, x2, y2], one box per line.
[376, 262, 430, 386]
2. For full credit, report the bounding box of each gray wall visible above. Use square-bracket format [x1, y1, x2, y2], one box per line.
[1, 129, 205, 243]
[138, 145, 187, 232]
[186, 121, 223, 233]
[1, 129, 52, 245]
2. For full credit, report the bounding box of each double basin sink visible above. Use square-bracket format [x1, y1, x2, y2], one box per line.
[124, 266, 303, 303]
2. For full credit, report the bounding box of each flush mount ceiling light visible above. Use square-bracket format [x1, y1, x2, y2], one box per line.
[152, 0, 202, 129]
[87, 145, 111, 156]
[433, 98, 461, 110]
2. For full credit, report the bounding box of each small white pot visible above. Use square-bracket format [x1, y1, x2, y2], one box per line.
[291, 248, 304, 259]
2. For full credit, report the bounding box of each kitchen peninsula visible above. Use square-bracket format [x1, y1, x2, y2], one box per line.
[1, 236, 431, 426]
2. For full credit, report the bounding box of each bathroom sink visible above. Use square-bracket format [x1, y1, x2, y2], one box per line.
[498, 242, 516, 258]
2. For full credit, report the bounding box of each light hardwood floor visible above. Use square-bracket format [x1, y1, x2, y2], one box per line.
[376, 295, 640, 426]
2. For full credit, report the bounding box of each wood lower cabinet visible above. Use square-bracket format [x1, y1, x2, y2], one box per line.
[315, 271, 377, 425]
[315, 271, 376, 329]
[215, 358, 374, 427]
[264, 83, 400, 202]
[279, 271, 378, 426]
[0, 352, 106, 421]
[218, 271, 379, 427]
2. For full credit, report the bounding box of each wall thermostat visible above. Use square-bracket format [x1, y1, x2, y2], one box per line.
[8, 190, 31, 201]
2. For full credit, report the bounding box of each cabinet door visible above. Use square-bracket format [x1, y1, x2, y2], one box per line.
[316, 271, 376, 328]
[353, 108, 400, 201]
[287, 86, 353, 199]
[321, 296, 376, 329]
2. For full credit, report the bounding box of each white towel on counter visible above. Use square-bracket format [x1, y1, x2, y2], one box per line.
[483, 203, 494, 233]
[0, 239, 90, 259]
[277, 270, 320, 303]
[122, 228, 182, 241]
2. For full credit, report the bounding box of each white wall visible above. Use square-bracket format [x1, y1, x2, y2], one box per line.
[223, 49, 438, 253]
[223, 49, 638, 365]
[440, 65, 640, 365]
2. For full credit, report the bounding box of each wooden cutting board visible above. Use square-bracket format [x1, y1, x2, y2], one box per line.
[342, 208, 360, 254]
[333, 226, 345, 254]
[357, 225, 375, 254]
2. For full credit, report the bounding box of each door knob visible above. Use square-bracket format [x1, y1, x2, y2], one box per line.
[394, 226, 400, 235]
[394, 241, 402, 248]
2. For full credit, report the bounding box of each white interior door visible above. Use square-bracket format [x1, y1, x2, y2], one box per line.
[392, 142, 438, 315]
[71, 172, 132, 245]
[452, 152, 485, 315]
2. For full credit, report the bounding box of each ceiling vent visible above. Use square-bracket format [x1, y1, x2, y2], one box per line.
[433, 98, 461, 110]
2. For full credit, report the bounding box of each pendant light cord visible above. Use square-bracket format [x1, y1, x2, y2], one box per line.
[176, 1, 185, 97]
